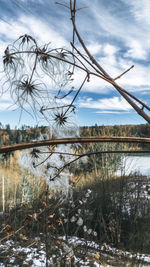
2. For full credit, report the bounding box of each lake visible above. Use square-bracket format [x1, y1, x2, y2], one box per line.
[117, 154, 150, 176]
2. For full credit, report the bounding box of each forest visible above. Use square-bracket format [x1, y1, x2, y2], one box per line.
[1, 122, 150, 146]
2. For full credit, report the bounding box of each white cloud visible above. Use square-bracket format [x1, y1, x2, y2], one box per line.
[0, 0, 150, 125]
[103, 44, 118, 56]
[86, 42, 102, 55]
[0, 15, 68, 48]
[0, 19, 30, 41]
[78, 96, 132, 111]
[125, 0, 150, 26]
[0, 13, 149, 104]
[0, 103, 11, 111]
[0, 14, 70, 108]
[95, 111, 130, 114]
[90, 0, 150, 62]
[124, 40, 147, 60]
[118, 62, 150, 90]
[19, 16, 68, 47]
[0, 91, 19, 111]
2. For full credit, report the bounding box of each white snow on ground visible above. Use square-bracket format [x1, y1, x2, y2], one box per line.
[0, 238, 150, 266]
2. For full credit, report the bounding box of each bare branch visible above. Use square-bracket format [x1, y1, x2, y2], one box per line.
[70, 42, 105, 77]
[40, 104, 75, 112]
[114, 65, 134, 81]
[37, 149, 150, 157]
[63, 73, 89, 117]
[47, 148, 150, 181]
[76, 6, 89, 12]
[55, 2, 70, 10]
[69, 3, 150, 123]
[1, 136, 150, 154]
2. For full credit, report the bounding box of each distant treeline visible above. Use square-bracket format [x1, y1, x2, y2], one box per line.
[0, 123, 150, 147]
[80, 123, 150, 138]
[80, 123, 150, 149]
[0, 124, 47, 146]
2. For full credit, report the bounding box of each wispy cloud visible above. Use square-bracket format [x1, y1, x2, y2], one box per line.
[95, 111, 130, 114]
[124, 40, 147, 60]
[89, 0, 150, 66]
[0, 0, 150, 126]
[125, 0, 150, 26]
[86, 42, 102, 55]
[1, 1, 150, 94]
[78, 96, 132, 111]
[0, 14, 68, 48]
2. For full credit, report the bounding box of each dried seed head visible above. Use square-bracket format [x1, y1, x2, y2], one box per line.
[38, 46, 50, 63]
[3, 47, 14, 66]
[20, 79, 36, 95]
[18, 34, 37, 46]
[30, 148, 40, 158]
[54, 111, 68, 126]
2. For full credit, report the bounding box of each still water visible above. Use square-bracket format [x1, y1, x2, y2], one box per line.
[117, 155, 150, 176]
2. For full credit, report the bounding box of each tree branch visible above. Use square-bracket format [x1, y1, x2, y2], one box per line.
[1, 136, 150, 153]
[114, 65, 134, 81]
[69, 1, 150, 123]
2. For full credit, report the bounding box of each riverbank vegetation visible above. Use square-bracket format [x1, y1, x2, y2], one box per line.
[0, 124, 150, 266]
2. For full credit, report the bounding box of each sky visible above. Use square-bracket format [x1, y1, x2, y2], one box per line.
[0, 0, 150, 128]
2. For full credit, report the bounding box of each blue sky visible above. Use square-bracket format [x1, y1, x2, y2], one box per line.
[0, 0, 150, 128]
